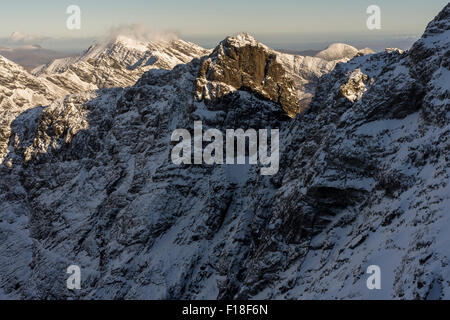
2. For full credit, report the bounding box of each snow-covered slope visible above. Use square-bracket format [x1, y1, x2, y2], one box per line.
[0, 56, 64, 109]
[0, 35, 210, 164]
[0, 4, 448, 300]
[31, 33, 367, 117]
[236, 5, 449, 299]
[32, 35, 210, 93]
[0, 55, 70, 164]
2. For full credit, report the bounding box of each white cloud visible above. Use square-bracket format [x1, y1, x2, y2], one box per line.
[106, 24, 179, 43]
[8, 31, 49, 44]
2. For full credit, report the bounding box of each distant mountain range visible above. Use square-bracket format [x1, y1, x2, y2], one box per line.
[1, 32, 372, 117]
[0, 3, 448, 300]
[0, 45, 72, 71]
[31, 35, 210, 92]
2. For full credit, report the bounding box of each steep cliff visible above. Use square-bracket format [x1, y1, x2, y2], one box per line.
[0, 4, 448, 300]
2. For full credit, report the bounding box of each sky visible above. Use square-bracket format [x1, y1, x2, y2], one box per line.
[0, 0, 448, 51]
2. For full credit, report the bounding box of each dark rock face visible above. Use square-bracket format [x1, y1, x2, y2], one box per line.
[0, 5, 449, 300]
[196, 34, 300, 117]
[234, 4, 450, 300]
[408, 4, 450, 126]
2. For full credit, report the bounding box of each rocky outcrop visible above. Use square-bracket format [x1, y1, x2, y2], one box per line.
[0, 4, 448, 300]
[195, 33, 300, 117]
[195, 34, 373, 117]
[339, 69, 372, 102]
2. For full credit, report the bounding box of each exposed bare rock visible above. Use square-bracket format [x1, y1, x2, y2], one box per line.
[0, 4, 448, 301]
[195, 33, 300, 116]
[196, 34, 373, 117]
[339, 69, 372, 102]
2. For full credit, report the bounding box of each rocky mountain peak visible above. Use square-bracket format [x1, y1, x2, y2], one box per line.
[195, 34, 375, 118]
[222, 33, 261, 48]
[0, 4, 448, 300]
[406, 3, 449, 127]
[196, 34, 303, 117]
[422, 3, 450, 37]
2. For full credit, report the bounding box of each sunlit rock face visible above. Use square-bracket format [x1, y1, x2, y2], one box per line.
[195, 33, 300, 117]
[339, 69, 372, 103]
[0, 4, 449, 300]
[195, 34, 372, 118]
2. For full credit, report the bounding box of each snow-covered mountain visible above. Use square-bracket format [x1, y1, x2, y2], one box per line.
[32, 35, 211, 93]
[0, 35, 211, 165]
[0, 56, 70, 164]
[0, 4, 449, 300]
[195, 33, 370, 117]
[315, 43, 374, 61]
[0, 32, 356, 166]
[0, 56, 63, 109]
[32, 33, 369, 117]
[0, 45, 71, 71]
[0, 30, 369, 170]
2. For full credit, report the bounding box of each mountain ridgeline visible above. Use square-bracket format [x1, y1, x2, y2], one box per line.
[0, 4, 449, 299]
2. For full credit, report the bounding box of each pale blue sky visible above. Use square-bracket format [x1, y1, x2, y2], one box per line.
[0, 1, 448, 51]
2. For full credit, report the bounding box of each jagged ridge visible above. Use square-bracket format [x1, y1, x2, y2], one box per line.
[0, 4, 448, 300]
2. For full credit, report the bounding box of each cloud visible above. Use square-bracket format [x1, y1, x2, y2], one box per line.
[8, 32, 50, 44]
[106, 24, 179, 43]
[0, 32, 50, 49]
[0, 26, 181, 53]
